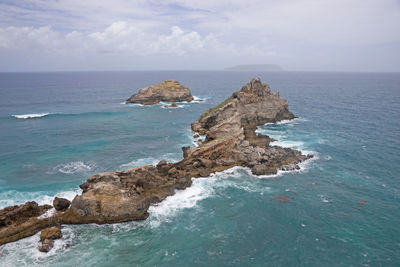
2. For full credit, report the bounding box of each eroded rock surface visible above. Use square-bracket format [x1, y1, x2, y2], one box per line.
[126, 80, 193, 105]
[0, 202, 53, 245]
[0, 77, 313, 246]
[39, 226, 62, 252]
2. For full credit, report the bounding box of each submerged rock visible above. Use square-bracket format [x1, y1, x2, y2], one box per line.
[126, 80, 193, 105]
[163, 103, 178, 108]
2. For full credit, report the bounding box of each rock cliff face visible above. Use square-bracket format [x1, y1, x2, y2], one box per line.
[0, 78, 312, 247]
[126, 80, 194, 105]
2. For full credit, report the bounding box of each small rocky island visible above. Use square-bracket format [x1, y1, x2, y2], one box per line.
[0, 78, 312, 252]
[125, 80, 194, 105]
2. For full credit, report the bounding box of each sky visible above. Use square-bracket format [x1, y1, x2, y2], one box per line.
[0, 0, 399, 72]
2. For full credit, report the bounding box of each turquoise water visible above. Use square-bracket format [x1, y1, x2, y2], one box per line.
[0, 71, 399, 266]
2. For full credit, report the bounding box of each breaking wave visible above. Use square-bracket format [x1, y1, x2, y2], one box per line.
[12, 113, 51, 119]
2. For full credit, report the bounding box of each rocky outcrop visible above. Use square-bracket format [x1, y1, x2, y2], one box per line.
[0, 202, 54, 245]
[0, 77, 313, 247]
[126, 80, 193, 105]
[39, 226, 62, 252]
[62, 77, 312, 224]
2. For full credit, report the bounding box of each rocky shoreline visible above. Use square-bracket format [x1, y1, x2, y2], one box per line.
[0, 77, 312, 252]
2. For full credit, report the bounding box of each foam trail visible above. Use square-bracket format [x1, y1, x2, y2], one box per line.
[53, 161, 96, 175]
[12, 113, 50, 119]
[147, 166, 272, 228]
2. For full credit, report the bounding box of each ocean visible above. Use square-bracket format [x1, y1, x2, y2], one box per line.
[0, 71, 399, 266]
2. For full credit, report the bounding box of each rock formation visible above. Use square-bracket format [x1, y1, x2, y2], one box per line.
[0, 201, 53, 245]
[39, 226, 62, 252]
[163, 103, 178, 108]
[53, 197, 71, 211]
[0, 78, 312, 249]
[126, 80, 193, 105]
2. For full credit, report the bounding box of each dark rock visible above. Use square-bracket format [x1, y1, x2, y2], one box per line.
[193, 134, 200, 138]
[53, 197, 71, 211]
[157, 160, 167, 167]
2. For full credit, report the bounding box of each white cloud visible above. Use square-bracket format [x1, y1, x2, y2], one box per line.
[0, 22, 225, 56]
[0, 0, 399, 71]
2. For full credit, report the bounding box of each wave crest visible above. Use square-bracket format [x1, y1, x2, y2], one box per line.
[12, 113, 51, 119]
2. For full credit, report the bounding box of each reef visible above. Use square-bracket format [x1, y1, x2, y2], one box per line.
[0, 77, 312, 251]
[125, 80, 193, 105]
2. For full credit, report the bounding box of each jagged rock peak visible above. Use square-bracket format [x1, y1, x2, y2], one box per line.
[240, 77, 271, 96]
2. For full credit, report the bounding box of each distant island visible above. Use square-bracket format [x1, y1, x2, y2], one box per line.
[225, 64, 283, 71]
[126, 80, 193, 105]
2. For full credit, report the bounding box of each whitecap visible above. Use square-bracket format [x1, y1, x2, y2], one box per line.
[148, 177, 214, 228]
[319, 194, 330, 203]
[161, 104, 186, 109]
[147, 166, 272, 228]
[118, 153, 181, 171]
[12, 113, 51, 119]
[118, 157, 160, 170]
[125, 103, 147, 107]
[263, 118, 302, 126]
[191, 96, 207, 103]
[54, 161, 96, 175]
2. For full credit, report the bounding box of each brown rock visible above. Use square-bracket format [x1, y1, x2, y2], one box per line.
[126, 80, 193, 105]
[53, 197, 71, 211]
[0, 202, 54, 246]
[40, 226, 62, 241]
[39, 239, 54, 253]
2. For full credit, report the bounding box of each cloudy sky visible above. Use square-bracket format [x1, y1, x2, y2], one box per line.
[0, 0, 399, 72]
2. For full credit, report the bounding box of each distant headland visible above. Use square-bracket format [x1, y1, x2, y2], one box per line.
[224, 64, 283, 71]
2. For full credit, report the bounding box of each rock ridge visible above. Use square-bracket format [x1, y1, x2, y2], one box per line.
[0, 77, 313, 249]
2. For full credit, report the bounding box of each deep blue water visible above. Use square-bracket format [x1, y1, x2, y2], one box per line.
[0, 71, 399, 266]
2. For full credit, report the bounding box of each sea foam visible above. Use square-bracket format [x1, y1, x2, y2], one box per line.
[12, 113, 51, 119]
[53, 161, 96, 175]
